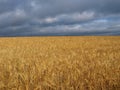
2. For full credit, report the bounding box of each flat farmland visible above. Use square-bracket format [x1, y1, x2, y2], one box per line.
[0, 36, 120, 90]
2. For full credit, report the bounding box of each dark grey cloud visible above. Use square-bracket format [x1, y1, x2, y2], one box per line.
[0, 0, 120, 36]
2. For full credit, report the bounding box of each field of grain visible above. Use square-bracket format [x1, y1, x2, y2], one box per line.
[0, 36, 120, 90]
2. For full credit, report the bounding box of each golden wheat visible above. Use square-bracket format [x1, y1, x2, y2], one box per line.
[0, 36, 120, 90]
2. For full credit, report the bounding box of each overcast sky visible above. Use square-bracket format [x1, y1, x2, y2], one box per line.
[0, 0, 120, 36]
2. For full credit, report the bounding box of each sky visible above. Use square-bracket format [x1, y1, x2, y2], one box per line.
[0, 0, 120, 36]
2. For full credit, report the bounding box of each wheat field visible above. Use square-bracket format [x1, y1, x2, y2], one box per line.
[0, 36, 120, 90]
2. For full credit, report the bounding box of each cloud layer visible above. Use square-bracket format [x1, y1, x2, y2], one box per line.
[0, 0, 120, 36]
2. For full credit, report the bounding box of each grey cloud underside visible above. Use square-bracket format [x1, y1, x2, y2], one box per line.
[0, 0, 120, 36]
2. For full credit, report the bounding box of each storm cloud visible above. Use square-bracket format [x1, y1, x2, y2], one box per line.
[0, 0, 120, 36]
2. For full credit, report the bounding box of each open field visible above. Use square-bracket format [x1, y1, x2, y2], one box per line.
[0, 36, 120, 90]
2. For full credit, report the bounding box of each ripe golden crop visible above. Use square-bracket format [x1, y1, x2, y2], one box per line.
[0, 36, 120, 90]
